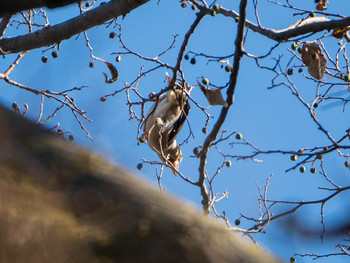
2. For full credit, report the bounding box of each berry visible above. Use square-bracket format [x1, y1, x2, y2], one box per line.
[226, 160, 232, 167]
[184, 54, 190, 60]
[191, 5, 197, 10]
[181, 2, 187, 8]
[291, 155, 297, 161]
[317, 153, 323, 159]
[299, 166, 306, 173]
[89, 61, 95, 68]
[85, 2, 90, 7]
[291, 43, 298, 51]
[148, 92, 156, 100]
[210, 10, 216, 16]
[235, 17, 239, 23]
[235, 133, 243, 140]
[297, 149, 304, 155]
[56, 129, 63, 135]
[202, 127, 207, 134]
[298, 68, 303, 73]
[297, 47, 302, 54]
[68, 134, 74, 141]
[310, 167, 316, 174]
[225, 65, 231, 72]
[289, 256, 296, 263]
[287, 68, 294, 75]
[235, 219, 241, 226]
[137, 163, 143, 170]
[310, 12, 316, 17]
[190, 57, 196, 65]
[51, 51, 58, 58]
[213, 4, 220, 12]
[313, 103, 318, 108]
[202, 78, 209, 85]
[100, 96, 106, 102]
[41, 56, 48, 63]
[193, 147, 201, 157]
[109, 32, 116, 38]
[344, 74, 350, 82]
[116, 55, 121, 62]
[345, 161, 350, 168]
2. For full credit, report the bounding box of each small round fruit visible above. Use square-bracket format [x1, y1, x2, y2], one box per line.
[297, 47, 302, 54]
[310, 167, 316, 174]
[51, 51, 58, 58]
[181, 2, 187, 8]
[343, 74, 350, 82]
[193, 147, 201, 157]
[41, 56, 48, 63]
[297, 149, 304, 155]
[202, 127, 207, 134]
[226, 160, 232, 167]
[234, 17, 239, 23]
[345, 160, 350, 168]
[291, 43, 298, 51]
[235, 133, 243, 140]
[225, 65, 231, 72]
[85, 2, 90, 7]
[116, 55, 121, 62]
[289, 256, 296, 263]
[235, 219, 241, 226]
[202, 78, 209, 85]
[184, 54, 190, 60]
[190, 57, 196, 65]
[191, 5, 197, 10]
[109, 32, 116, 38]
[313, 103, 318, 108]
[299, 166, 306, 173]
[89, 61, 95, 68]
[287, 68, 294, 75]
[213, 4, 220, 12]
[291, 155, 297, 161]
[137, 163, 143, 170]
[56, 129, 63, 135]
[310, 12, 316, 17]
[298, 68, 303, 73]
[100, 96, 106, 102]
[210, 10, 216, 16]
[68, 134, 74, 141]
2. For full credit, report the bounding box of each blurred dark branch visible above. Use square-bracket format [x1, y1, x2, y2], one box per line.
[0, 0, 82, 15]
[0, 0, 150, 54]
[0, 15, 11, 39]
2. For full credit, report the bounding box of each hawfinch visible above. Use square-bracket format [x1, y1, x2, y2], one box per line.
[141, 73, 190, 174]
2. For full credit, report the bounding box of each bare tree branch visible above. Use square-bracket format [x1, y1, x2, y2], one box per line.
[0, 0, 150, 54]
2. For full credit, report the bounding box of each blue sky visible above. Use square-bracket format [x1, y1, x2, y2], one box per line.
[1, 0, 350, 262]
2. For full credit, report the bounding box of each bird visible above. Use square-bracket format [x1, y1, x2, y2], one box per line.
[140, 73, 190, 174]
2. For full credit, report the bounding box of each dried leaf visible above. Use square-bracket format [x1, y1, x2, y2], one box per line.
[198, 81, 228, 107]
[301, 42, 327, 80]
[316, 0, 328, 11]
[102, 61, 119, 83]
[331, 27, 350, 39]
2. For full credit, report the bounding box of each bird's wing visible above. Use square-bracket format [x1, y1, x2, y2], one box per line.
[167, 100, 190, 146]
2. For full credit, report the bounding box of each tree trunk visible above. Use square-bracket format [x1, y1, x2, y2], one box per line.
[0, 106, 281, 263]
